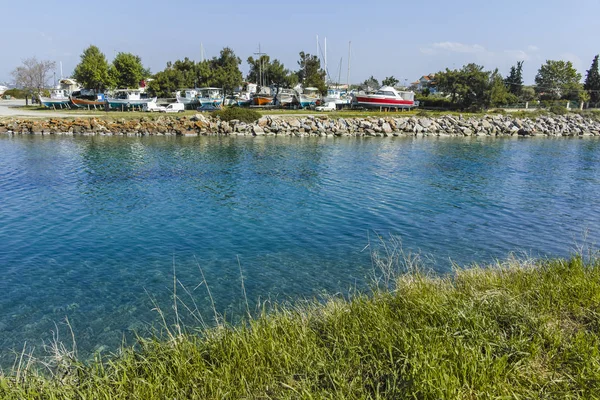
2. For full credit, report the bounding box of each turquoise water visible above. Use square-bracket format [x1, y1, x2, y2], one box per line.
[1, 135, 599, 363]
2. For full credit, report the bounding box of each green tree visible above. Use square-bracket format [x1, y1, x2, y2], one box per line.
[534, 60, 582, 100]
[110, 52, 148, 89]
[297, 52, 327, 94]
[361, 75, 380, 91]
[504, 61, 524, 98]
[435, 64, 490, 109]
[247, 54, 271, 86]
[247, 55, 295, 89]
[198, 47, 243, 94]
[148, 57, 197, 98]
[520, 86, 537, 102]
[584, 55, 600, 105]
[382, 76, 399, 87]
[434, 64, 514, 110]
[488, 69, 517, 107]
[73, 45, 111, 91]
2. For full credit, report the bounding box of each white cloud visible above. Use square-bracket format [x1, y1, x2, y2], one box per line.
[527, 45, 540, 52]
[432, 42, 486, 54]
[504, 49, 531, 61]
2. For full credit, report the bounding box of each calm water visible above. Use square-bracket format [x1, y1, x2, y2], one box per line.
[1, 134, 599, 363]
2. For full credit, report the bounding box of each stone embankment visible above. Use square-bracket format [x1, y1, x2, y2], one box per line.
[1, 114, 599, 137]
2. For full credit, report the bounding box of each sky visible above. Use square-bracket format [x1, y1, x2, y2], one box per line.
[1, 0, 599, 87]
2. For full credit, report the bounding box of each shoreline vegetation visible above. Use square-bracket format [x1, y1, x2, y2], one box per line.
[1, 108, 600, 138]
[1, 252, 600, 398]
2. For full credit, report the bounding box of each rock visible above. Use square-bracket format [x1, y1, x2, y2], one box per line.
[382, 123, 393, 134]
[257, 117, 269, 127]
[191, 114, 209, 124]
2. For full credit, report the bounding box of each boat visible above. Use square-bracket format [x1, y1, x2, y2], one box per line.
[196, 87, 224, 111]
[323, 88, 350, 106]
[38, 88, 72, 109]
[70, 89, 106, 109]
[252, 86, 273, 106]
[38, 78, 80, 109]
[235, 91, 253, 107]
[0, 85, 8, 97]
[352, 86, 416, 109]
[106, 89, 157, 110]
[273, 88, 299, 107]
[176, 89, 200, 108]
[298, 87, 320, 108]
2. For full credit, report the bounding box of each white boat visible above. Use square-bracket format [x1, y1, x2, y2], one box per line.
[38, 78, 81, 109]
[273, 88, 298, 107]
[38, 88, 72, 109]
[353, 86, 416, 109]
[323, 88, 350, 106]
[106, 89, 157, 110]
[298, 87, 320, 108]
[176, 89, 200, 106]
[196, 87, 224, 111]
[0, 85, 8, 97]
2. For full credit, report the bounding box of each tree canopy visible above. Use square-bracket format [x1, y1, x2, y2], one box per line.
[534, 60, 582, 100]
[147, 58, 196, 98]
[434, 63, 515, 110]
[382, 76, 399, 87]
[196, 47, 243, 95]
[73, 45, 111, 91]
[361, 76, 380, 91]
[110, 52, 148, 89]
[584, 55, 600, 105]
[297, 52, 327, 94]
[504, 61, 524, 98]
[247, 55, 296, 88]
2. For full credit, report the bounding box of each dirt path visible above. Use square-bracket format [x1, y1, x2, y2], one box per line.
[0, 99, 97, 118]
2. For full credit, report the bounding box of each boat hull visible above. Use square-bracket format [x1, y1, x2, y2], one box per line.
[106, 97, 157, 109]
[70, 97, 106, 108]
[197, 98, 223, 111]
[354, 96, 414, 108]
[38, 96, 71, 109]
[253, 96, 273, 106]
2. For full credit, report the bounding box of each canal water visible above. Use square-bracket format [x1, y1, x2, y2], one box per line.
[1, 135, 599, 363]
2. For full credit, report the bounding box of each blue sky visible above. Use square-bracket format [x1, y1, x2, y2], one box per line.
[1, 0, 598, 86]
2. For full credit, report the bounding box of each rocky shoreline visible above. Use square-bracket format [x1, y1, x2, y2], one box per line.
[1, 113, 599, 137]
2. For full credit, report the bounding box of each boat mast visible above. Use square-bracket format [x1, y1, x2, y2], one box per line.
[324, 37, 327, 81]
[254, 43, 266, 87]
[347, 41, 351, 91]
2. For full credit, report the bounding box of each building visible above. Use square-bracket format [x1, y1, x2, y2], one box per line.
[410, 74, 436, 93]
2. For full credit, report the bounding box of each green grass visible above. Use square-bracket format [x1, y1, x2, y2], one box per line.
[2, 248, 600, 399]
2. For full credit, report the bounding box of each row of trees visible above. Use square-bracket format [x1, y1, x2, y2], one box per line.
[10, 44, 329, 99]
[148, 49, 327, 98]
[431, 55, 600, 110]
[11, 45, 600, 110]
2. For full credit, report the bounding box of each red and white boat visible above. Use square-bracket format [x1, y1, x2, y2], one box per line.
[353, 86, 417, 109]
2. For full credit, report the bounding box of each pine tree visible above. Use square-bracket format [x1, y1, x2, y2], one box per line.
[584, 55, 600, 105]
[504, 61, 523, 98]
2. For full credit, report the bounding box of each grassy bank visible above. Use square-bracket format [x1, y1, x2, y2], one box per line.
[2, 255, 600, 398]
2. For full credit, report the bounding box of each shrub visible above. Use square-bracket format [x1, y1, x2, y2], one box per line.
[3, 88, 26, 99]
[549, 105, 568, 115]
[415, 96, 460, 110]
[213, 107, 261, 123]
